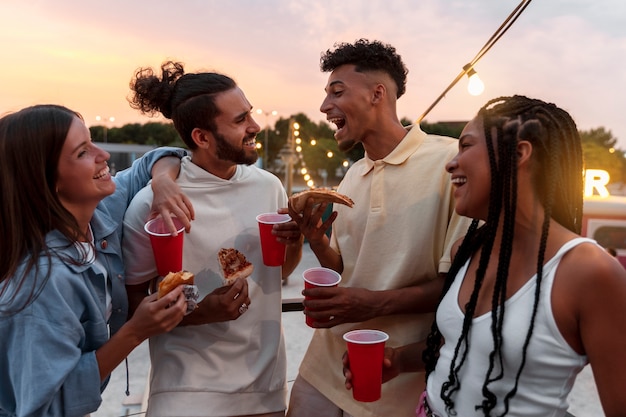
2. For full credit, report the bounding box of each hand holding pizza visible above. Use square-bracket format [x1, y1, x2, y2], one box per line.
[175, 249, 254, 325]
[287, 189, 353, 247]
[287, 199, 333, 249]
[191, 278, 252, 324]
[289, 189, 354, 213]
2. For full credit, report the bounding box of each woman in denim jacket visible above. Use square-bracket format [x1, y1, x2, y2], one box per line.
[0, 104, 193, 417]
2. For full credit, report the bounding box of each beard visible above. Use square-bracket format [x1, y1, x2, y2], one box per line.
[214, 131, 259, 165]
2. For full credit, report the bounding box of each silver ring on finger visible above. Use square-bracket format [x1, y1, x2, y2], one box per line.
[239, 303, 248, 315]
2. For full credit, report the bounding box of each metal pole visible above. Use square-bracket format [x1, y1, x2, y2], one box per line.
[286, 128, 294, 196]
[264, 126, 269, 169]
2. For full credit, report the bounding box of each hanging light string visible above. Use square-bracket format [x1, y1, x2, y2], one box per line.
[295, 138, 340, 189]
[292, 132, 349, 189]
[416, 0, 533, 124]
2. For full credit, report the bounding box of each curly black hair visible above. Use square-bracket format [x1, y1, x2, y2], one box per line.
[320, 39, 408, 98]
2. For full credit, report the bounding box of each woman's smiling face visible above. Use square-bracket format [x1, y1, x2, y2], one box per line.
[446, 116, 492, 220]
[55, 116, 114, 213]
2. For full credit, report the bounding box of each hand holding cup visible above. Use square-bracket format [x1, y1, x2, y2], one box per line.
[343, 329, 389, 402]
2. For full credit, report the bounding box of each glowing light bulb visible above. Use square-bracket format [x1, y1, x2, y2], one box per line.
[466, 68, 484, 96]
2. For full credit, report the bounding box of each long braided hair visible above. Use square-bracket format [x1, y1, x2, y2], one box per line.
[422, 95, 584, 416]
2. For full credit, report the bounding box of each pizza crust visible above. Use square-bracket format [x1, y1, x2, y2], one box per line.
[218, 248, 254, 286]
[289, 188, 354, 213]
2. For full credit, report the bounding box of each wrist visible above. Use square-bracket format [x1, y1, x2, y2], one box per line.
[114, 322, 144, 350]
[151, 156, 181, 184]
[150, 172, 171, 187]
[308, 239, 327, 252]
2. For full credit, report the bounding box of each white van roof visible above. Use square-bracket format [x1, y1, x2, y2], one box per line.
[583, 195, 626, 217]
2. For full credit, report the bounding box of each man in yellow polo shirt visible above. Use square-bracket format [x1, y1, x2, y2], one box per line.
[287, 39, 472, 417]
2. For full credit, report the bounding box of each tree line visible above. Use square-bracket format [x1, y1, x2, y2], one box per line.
[90, 114, 626, 185]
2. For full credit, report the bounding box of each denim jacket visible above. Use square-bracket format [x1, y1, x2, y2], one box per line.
[0, 147, 186, 417]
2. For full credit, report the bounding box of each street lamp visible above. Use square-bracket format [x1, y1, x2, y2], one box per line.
[255, 109, 278, 169]
[278, 120, 299, 196]
[95, 115, 115, 143]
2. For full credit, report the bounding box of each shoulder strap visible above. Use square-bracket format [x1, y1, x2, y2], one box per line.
[543, 237, 597, 273]
[555, 237, 596, 256]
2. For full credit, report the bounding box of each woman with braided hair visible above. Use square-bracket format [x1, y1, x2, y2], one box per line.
[343, 95, 626, 416]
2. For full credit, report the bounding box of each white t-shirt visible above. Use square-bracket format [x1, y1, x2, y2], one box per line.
[123, 157, 288, 417]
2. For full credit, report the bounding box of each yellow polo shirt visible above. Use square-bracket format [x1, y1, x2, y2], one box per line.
[299, 126, 472, 417]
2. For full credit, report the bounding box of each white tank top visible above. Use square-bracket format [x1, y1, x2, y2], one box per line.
[426, 238, 591, 416]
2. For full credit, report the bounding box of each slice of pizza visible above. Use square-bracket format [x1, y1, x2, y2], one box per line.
[290, 188, 354, 213]
[218, 248, 254, 285]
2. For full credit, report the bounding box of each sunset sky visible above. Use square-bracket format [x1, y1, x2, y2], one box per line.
[2, 0, 625, 148]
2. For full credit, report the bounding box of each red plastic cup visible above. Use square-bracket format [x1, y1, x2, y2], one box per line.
[343, 329, 389, 402]
[144, 217, 185, 277]
[256, 213, 291, 266]
[302, 267, 342, 327]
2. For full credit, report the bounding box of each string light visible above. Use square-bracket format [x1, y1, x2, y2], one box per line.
[282, 121, 352, 190]
[293, 139, 347, 189]
[416, 0, 533, 123]
[465, 67, 485, 96]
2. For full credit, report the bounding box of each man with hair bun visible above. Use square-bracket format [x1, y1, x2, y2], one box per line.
[123, 60, 303, 417]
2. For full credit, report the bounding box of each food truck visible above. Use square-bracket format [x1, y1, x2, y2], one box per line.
[582, 196, 626, 268]
[582, 169, 626, 268]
